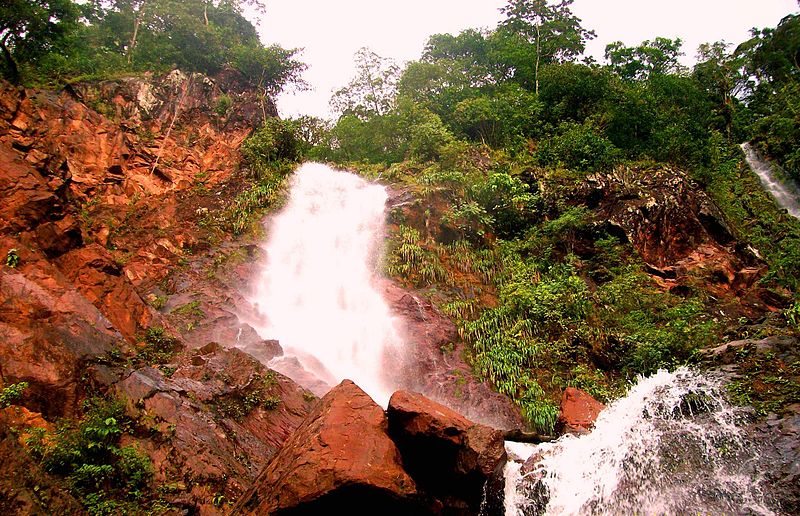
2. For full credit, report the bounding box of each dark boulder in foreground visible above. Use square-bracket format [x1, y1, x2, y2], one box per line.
[232, 380, 428, 515]
[387, 390, 508, 515]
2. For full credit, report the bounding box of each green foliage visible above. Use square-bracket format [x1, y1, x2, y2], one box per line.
[221, 174, 289, 235]
[214, 94, 232, 117]
[3, 0, 306, 93]
[786, 300, 800, 330]
[537, 62, 613, 124]
[725, 346, 800, 416]
[750, 80, 800, 182]
[0, 0, 79, 84]
[0, 381, 28, 408]
[538, 121, 620, 171]
[137, 327, 180, 364]
[330, 47, 399, 119]
[214, 371, 281, 421]
[499, 0, 597, 92]
[384, 225, 448, 287]
[241, 117, 303, 172]
[26, 396, 153, 511]
[229, 43, 307, 96]
[172, 300, 204, 318]
[5, 248, 20, 268]
[605, 37, 686, 81]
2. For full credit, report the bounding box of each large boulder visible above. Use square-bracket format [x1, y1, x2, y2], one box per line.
[387, 390, 507, 515]
[233, 380, 427, 515]
[558, 387, 605, 434]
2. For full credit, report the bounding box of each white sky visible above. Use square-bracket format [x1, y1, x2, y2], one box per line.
[253, 0, 799, 119]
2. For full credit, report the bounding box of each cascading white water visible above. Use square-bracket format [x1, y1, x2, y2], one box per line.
[247, 162, 404, 406]
[741, 142, 800, 219]
[505, 368, 775, 516]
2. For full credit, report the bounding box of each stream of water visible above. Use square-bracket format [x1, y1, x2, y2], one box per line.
[247, 162, 404, 406]
[504, 368, 775, 515]
[741, 142, 800, 219]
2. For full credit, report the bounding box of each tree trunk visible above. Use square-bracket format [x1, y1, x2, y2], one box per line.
[127, 1, 147, 65]
[534, 22, 541, 95]
[0, 37, 19, 85]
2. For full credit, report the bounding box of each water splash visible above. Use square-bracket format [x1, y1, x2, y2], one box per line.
[741, 142, 800, 219]
[247, 162, 404, 406]
[505, 368, 775, 515]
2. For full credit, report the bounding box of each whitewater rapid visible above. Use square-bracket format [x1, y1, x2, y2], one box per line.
[504, 368, 775, 516]
[247, 162, 404, 406]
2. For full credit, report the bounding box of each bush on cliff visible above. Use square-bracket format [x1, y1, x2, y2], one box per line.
[26, 397, 156, 514]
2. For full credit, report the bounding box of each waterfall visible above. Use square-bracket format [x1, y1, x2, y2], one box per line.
[741, 142, 800, 219]
[505, 368, 775, 516]
[247, 162, 404, 406]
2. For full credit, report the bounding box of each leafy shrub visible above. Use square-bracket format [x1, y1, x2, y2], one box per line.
[241, 117, 302, 175]
[214, 94, 232, 117]
[5, 248, 20, 268]
[26, 397, 153, 511]
[0, 381, 28, 408]
[538, 122, 620, 172]
[137, 327, 180, 364]
[384, 225, 448, 286]
[469, 172, 541, 238]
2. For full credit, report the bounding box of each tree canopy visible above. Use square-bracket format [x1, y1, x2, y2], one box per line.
[0, 0, 306, 94]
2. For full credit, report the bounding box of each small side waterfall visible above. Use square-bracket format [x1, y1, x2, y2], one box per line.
[505, 368, 775, 515]
[741, 142, 800, 219]
[247, 162, 405, 406]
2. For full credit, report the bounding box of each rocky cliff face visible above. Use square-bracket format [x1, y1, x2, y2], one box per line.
[0, 70, 315, 513]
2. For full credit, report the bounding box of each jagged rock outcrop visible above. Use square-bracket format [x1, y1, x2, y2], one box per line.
[233, 380, 426, 515]
[106, 343, 314, 511]
[387, 390, 508, 515]
[579, 165, 778, 314]
[0, 70, 304, 513]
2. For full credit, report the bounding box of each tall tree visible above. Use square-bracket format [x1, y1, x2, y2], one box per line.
[330, 48, 400, 119]
[0, 0, 78, 84]
[499, 0, 595, 94]
[605, 37, 686, 81]
[692, 41, 748, 138]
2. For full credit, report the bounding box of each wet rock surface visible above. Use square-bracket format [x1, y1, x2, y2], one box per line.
[381, 279, 525, 431]
[702, 334, 800, 514]
[233, 380, 426, 516]
[387, 390, 507, 515]
[109, 343, 315, 511]
[578, 166, 785, 318]
[753, 407, 800, 514]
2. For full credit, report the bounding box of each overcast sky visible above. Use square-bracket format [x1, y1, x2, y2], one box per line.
[254, 0, 799, 119]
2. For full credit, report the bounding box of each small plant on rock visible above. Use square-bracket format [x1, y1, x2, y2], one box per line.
[0, 381, 28, 408]
[5, 248, 20, 268]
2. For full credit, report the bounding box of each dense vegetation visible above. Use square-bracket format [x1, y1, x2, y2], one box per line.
[302, 1, 800, 432]
[0, 0, 306, 94]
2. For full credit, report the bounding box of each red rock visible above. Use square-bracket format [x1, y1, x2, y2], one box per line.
[233, 380, 427, 516]
[558, 387, 605, 434]
[57, 244, 152, 341]
[109, 345, 315, 509]
[387, 390, 507, 515]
